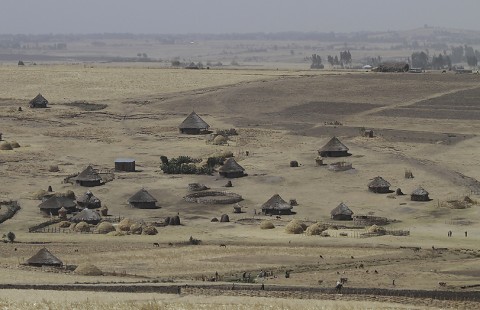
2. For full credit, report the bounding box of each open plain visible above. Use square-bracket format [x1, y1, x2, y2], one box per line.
[1, 63, 480, 309]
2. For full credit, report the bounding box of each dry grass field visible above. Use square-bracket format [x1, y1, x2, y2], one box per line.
[1, 63, 480, 309]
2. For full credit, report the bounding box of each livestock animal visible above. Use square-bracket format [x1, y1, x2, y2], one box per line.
[220, 244, 227, 248]
[153, 242, 160, 247]
[340, 277, 348, 284]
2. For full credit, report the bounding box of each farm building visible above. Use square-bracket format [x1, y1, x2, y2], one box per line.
[368, 176, 392, 193]
[71, 208, 102, 224]
[75, 165, 102, 187]
[76, 191, 101, 209]
[318, 136, 349, 157]
[128, 188, 158, 209]
[37, 196, 77, 216]
[178, 111, 210, 134]
[331, 202, 353, 221]
[261, 194, 293, 215]
[26, 248, 63, 267]
[219, 157, 245, 178]
[411, 187, 430, 201]
[29, 93, 48, 108]
[115, 158, 135, 172]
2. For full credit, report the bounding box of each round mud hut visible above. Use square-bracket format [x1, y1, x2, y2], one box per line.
[128, 188, 158, 209]
[29, 93, 48, 108]
[367, 176, 391, 193]
[411, 187, 430, 201]
[76, 191, 101, 209]
[330, 202, 353, 221]
[26, 248, 63, 267]
[75, 165, 102, 187]
[218, 157, 245, 178]
[261, 194, 293, 215]
[178, 111, 210, 134]
[318, 136, 349, 157]
[37, 196, 77, 216]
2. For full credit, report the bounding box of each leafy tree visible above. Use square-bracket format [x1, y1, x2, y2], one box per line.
[450, 45, 464, 63]
[327, 55, 334, 66]
[310, 54, 324, 69]
[6, 232, 15, 243]
[411, 51, 429, 68]
[466, 55, 478, 67]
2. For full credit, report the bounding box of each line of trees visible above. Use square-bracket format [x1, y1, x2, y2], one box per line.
[411, 45, 479, 69]
[326, 50, 352, 67]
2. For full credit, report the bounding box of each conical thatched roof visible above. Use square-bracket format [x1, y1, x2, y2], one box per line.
[318, 136, 349, 152]
[261, 194, 293, 211]
[331, 202, 353, 216]
[219, 158, 245, 173]
[29, 93, 48, 106]
[76, 166, 102, 182]
[77, 191, 101, 208]
[179, 111, 209, 129]
[27, 248, 63, 266]
[38, 196, 76, 210]
[128, 188, 157, 203]
[368, 176, 391, 188]
[412, 187, 429, 196]
[71, 208, 102, 223]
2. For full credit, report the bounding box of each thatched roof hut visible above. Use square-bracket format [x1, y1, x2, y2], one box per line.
[219, 157, 245, 178]
[75, 166, 102, 187]
[38, 196, 76, 216]
[368, 176, 391, 193]
[330, 202, 353, 221]
[318, 136, 349, 157]
[71, 208, 102, 224]
[29, 93, 48, 108]
[411, 187, 430, 201]
[128, 188, 158, 209]
[26, 248, 63, 267]
[77, 191, 101, 209]
[178, 111, 210, 134]
[261, 194, 293, 215]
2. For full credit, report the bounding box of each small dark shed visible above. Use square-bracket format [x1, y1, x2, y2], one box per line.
[178, 111, 210, 134]
[29, 94, 48, 108]
[368, 176, 391, 193]
[128, 188, 158, 209]
[37, 196, 77, 216]
[411, 187, 430, 201]
[27, 248, 63, 267]
[115, 158, 135, 172]
[75, 166, 102, 187]
[218, 157, 245, 178]
[330, 202, 353, 221]
[261, 194, 293, 215]
[318, 136, 349, 157]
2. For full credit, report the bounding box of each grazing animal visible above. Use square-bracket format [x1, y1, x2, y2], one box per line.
[318, 280, 323, 285]
[276, 216, 281, 220]
[219, 244, 227, 248]
[14, 248, 17, 251]
[340, 277, 348, 284]
[439, 282, 447, 287]
[153, 242, 160, 247]
[351, 256, 354, 259]
[74, 249, 79, 253]
[335, 282, 343, 292]
[168, 242, 173, 246]
[319, 255, 324, 259]
[413, 247, 420, 252]
[374, 270, 378, 274]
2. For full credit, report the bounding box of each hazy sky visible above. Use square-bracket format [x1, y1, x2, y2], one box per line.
[1, 0, 480, 34]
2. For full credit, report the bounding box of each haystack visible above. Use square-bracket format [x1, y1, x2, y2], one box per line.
[74, 221, 90, 232]
[69, 223, 77, 230]
[74, 263, 103, 276]
[142, 226, 158, 235]
[118, 218, 135, 231]
[367, 225, 386, 235]
[260, 220, 275, 229]
[285, 219, 305, 234]
[96, 222, 115, 234]
[0, 142, 13, 150]
[220, 214, 230, 222]
[213, 135, 227, 145]
[59, 221, 71, 228]
[305, 223, 328, 236]
[107, 231, 126, 236]
[130, 223, 143, 235]
[10, 141, 20, 148]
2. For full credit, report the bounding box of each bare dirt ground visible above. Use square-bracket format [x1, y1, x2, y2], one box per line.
[1, 64, 480, 309]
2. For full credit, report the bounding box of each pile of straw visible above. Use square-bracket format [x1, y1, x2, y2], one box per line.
[285, 219, 305, 234]
[74, 263, 103, 276]
[96, 222, 115, 234]
[260, 220, 275, 230]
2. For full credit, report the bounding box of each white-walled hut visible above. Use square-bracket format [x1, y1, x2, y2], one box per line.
[411, 187, 430, 201]
[115, 158, 135, 172]
[218, 157, 246, 178]
[330, 202, 353, 221]
[75, 165, 102, 187]
[261, 194, 293, 215]
[178, 111, 210, 134]
[128, 188, 158, 209]
[368, 176, 392, 193]
[29, 94, 48, 108]
[318, 136, 349, 157]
